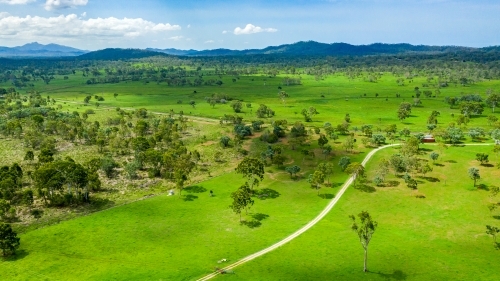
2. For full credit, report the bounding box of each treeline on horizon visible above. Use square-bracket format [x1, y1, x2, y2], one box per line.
[1, 48, 500, 87]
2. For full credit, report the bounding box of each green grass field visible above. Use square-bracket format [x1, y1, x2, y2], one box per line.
[215, 145, 500, 280]
[8, 72, 500, 133]
[1, 156, 364, 280]
[1, 71, 500, 280]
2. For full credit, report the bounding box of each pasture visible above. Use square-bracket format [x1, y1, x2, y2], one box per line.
[1, 69, 500, 280]
[14, 71, 500, 132]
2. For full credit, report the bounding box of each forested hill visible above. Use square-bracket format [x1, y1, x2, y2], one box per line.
[76, 48, 169, 60]
[2, 41, 499, 60]
[148, 41, 479, 57]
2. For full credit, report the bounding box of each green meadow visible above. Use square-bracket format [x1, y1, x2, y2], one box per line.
[222, 145, 500, 281]
[1, 70, 500, 280]
[19, 71, 500, 132]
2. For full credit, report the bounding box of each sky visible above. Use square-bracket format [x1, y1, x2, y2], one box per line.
[0, 0, 499, 50]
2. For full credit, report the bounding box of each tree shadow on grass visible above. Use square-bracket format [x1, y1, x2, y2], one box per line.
[85, 198, 114, 212]
[184, 185, 207, 193]
[493, 215, 500, 220]
[433, 163, 445, 167]
[369, 269, 408, 280]
[3, 250, 29, 262]
[383, 180, 400, 187]
[255, 188, 280, 200]
[183, 194, 198, 201]
[241, 220, 261, 228]
[319, 193, 335, 199]
[251, 213, 269, 221]
[241, 213, 269, 228]
[477, 184, 489, 191]
[445, 160, 457, 163]
[481, 163, 495, 168]
[331, 182, 343, 188]
[418, 176, 440, 183]
[419, 148, 433, 153]
[355, 184, 376, 193]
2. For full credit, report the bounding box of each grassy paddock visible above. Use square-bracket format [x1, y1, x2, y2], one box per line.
[5, 72, 500, 132]
[215, 144, 500, 280]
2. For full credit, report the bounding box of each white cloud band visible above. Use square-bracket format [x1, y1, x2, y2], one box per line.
[0, 13, 181, 40]
[234, 24, 277, 35]
[0, 0, 35, 5]
[44, 0, 88, 11]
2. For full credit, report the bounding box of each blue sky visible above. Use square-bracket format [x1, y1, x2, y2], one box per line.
[0, 0, 499, 50]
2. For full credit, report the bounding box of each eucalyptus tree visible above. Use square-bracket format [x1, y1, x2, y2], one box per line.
[349, 211, 378, 272]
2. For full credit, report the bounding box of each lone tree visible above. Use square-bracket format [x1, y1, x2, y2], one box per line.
[285, 165, 301, 179]
[429, 152, 439, 164]
[349, 211, 378, 272]
[0, 223, 20, 257]
[397, 102, 412, 121]
[485, 225, 500, 249]
[307, 170, 325, 195]
[278, 91, 289, 106]
[235, 157, 265, 190]
[230, 183, 254, 222]
[468, 167, 480, 187]
[338, 156, 351, 171]
[476, 153, 489, 165]
[317, 134, 329, 148]
[345, 162, 365, 187]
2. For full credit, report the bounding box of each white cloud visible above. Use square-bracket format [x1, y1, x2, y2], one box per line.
[187, 24, 190, 28]
[0, 0, 35, 4]
[204, 40, 214, 44]
[168, 35, 184, 41]
[234, 24, 277, 35]
[80, 12, 86, 17]
[222, 30, 227, 34]
[44, 0, 88, 11]
[0, 14, 181, 40]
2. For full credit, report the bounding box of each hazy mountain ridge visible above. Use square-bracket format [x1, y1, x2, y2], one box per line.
[1, 41, 498, 59]
[143, 41, 480, 57]
[0, 42, 88, 57]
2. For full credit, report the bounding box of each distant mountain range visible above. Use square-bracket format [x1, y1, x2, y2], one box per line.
[147, 42, 477, 57]
[0, 42, 88, 57]
[1, 41, 498, 59]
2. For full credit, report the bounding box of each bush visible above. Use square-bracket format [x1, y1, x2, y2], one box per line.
[259, 130, 278, 143]
[125, 161, 140, 179]
[100, 156, 119, 179]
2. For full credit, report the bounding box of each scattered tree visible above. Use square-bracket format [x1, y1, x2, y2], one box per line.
[338, 156, 351, 171]
[397, 102, 412, 121]
[230, 183, 254, 222]
[476, 153, 489, 165]
[0, 223, 19, 257]
[349, 211, 378, 272]
[235, 157, 265, 190]
[429, 152, 439, 163]
[285, 165, 301, 179]
[308, 170, 325, 195]
[278, 91, 289, 106]
[345, 162, 365, 187]
[468, 167, 480, 187]
[485, 225, 500, 249]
